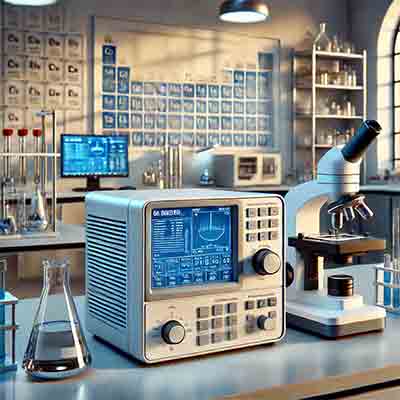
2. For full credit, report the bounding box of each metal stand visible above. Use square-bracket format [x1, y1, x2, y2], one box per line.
[0, 110, 59, 240]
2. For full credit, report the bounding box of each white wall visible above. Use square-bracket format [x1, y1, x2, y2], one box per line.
[59, 0, 350, 187]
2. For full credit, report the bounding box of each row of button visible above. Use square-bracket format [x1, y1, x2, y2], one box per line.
[246, 207, 279, 218]
[246, 231, 279, 242]
[197, 315, 238, 332]
[245, 297, 277, 310]
[197, 329, 238, 346]
[197, 303, 238, 319]
[246, 219, 279, 230]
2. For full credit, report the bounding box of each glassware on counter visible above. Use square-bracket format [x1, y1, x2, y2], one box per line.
[23, 258, 91, 380]
[314, 23, 331, 52]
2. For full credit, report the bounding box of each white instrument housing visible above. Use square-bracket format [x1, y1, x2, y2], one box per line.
[85, 189, 285, 363]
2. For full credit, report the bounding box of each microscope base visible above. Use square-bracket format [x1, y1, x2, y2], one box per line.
[287, 302, 386, 338]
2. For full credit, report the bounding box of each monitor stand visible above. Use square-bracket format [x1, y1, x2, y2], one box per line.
[72, 176, 115, 192]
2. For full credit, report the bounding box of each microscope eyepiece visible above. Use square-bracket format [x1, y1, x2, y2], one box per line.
[341, 120, 381, 163]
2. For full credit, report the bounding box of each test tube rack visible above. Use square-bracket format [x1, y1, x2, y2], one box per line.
[0, 110, 59, 240]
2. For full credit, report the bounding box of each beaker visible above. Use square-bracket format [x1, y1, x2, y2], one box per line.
[22, 258, 91, 380]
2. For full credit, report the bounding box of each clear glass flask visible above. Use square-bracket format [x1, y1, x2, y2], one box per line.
[314, 23, 331, 52]
[22, 259, 91, 380]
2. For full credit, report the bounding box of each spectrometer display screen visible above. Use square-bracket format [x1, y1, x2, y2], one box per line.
[151, 206, 236, 289]
[61, 134, 129, 177]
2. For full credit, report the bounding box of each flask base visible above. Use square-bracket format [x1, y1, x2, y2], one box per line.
[23, 356, 91, 380]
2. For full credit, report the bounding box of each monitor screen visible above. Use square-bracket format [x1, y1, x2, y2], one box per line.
[151, 206, 237, 289]
[61, 134, 129, 177]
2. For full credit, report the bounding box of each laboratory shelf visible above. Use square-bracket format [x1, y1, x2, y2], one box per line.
[315, 114, 364, 120]
[293, 47, 367, 179]
[295, 50, 364, 60]
[315, 84, 364, 90]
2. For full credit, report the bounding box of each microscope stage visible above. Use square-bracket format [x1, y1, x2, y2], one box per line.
[288, 234, 386, 257]
[287, 301, 386, 338]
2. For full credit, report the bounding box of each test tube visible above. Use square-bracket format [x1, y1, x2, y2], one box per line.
[32, 129, 42, 185]
[17, 128, 28, 185]
[2, 129, 13, 181]
[393, 208, 400, 308]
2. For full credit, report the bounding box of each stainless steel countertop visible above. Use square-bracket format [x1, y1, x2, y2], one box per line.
[4, 270, 400, 400]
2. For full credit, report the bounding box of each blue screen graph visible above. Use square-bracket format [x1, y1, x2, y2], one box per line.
[61, 135, 128, 177]
[151, 206, 235, 289]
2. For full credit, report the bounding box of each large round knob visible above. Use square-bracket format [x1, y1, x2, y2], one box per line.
[161, 320, 186, 345]
[252, 249, 281, 276]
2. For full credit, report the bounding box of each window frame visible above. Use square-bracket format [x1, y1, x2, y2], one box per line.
[393, 23, 400, 166]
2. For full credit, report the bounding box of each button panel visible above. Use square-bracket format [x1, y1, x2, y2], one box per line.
[245, 204, 280, 243]
[193, 295, 279, 348]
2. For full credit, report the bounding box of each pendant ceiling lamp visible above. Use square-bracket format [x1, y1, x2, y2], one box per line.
[219, 0, 270, 23]
[3, 0, 58, 5]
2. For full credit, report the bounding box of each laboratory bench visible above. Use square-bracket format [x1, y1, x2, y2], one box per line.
[0, 223, 85, 254]
[4, 281, 400, 400]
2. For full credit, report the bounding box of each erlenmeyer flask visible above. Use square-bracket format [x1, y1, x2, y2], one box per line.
[22, 258, 91, 380]
[314, 22, 331, 52]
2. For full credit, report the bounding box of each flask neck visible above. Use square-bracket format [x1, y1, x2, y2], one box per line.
[44, 262, 70, 293]
[320, 23, 327, 33]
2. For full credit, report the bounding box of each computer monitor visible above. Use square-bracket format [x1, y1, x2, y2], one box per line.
[61, 134, 129, 192]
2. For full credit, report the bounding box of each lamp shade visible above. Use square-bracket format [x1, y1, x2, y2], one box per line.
[3, 0, 58, 5]
[219, 0, 270, 23]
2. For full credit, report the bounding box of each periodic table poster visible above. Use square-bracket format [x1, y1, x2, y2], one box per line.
[94, 17, 281, 150]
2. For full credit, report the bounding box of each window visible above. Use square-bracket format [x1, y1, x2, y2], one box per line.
[393, 24, 400, 167]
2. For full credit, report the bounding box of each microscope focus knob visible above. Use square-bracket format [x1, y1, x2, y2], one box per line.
[161, 320, 186, 345]
[252, 249, 281, 276]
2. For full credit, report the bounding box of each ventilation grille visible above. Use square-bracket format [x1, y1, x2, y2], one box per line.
[86, 214, 128, 330]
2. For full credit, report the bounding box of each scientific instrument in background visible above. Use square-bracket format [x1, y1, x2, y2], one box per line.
[0, 110, 58, 239]
[214, 153, 282, 187]
[142, 144, 183, 189]
[286, 120, 386, 338]
[0, 259, 18, 373]
[314, 22, 356, 54]
[162, 144, 183, 189]
[60, 134, 129, 192]
[23, 258, 91, 380]
[85, 189, 285, 363]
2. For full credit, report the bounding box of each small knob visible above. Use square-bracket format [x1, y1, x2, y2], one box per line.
[252, 249, 281, 276]
[257, 315, 270, 331]
[161, 320, 185, 345]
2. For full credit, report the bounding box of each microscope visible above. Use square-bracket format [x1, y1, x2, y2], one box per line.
[286, 120, 386, 338]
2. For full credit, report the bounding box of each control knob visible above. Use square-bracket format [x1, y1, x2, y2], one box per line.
[161, 320, 186, 345]
[257, 315, 273, 331]
[252, 249, 281, 276]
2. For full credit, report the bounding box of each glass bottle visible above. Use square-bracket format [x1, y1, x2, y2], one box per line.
[314, 23, 331, 52]
[23, 259, 91, 380]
